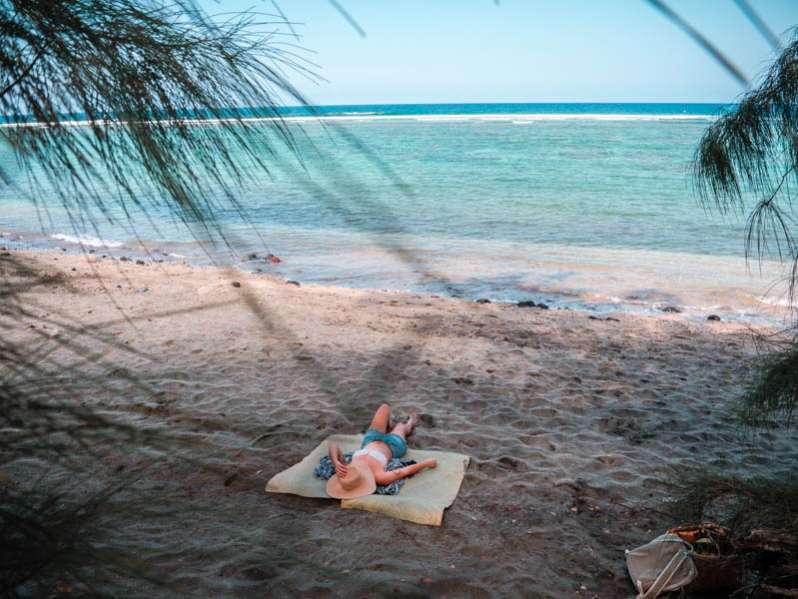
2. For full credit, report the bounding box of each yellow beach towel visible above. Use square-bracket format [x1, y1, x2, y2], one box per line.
[264, 434, 469, 526]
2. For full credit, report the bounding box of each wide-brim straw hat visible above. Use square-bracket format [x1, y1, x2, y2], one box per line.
[326, 459, 376, 499]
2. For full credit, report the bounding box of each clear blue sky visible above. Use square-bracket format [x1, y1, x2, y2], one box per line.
[208, 1, 798, 104]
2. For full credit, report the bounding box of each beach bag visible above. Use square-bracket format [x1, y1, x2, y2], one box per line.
[626, 533, 697, 599]
[667, 524, 745, 593]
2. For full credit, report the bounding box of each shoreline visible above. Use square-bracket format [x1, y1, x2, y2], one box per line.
[2, 230, 790, 327]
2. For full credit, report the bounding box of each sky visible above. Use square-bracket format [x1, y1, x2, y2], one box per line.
[205, 0, 798, 105]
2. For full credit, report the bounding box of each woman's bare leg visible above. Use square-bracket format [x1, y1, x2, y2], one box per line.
[368, 403, 391, 433]
[389, 410, 418, 440]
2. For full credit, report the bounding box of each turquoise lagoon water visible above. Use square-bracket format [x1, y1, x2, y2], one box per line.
[0, 103, 790, 322]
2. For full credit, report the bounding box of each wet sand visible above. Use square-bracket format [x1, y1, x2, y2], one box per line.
[4, 250, 797, 598]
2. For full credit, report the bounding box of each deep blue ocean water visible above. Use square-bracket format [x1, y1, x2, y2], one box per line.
[0, 103, 788, 321]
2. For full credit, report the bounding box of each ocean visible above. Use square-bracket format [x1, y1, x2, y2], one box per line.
[0, 103, 789, 323]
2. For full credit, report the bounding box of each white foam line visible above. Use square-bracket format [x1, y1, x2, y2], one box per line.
[0, 112, 718, 129]
[328, 113, 718, 122]
[51, 233, 123, 248]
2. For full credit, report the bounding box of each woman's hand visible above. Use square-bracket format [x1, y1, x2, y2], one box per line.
[375, 458, 437, 485]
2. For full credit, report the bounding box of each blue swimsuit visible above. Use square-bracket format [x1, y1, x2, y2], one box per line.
[361, 428, 407, 458]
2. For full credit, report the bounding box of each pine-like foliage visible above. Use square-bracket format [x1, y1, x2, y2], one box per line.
[694, 31, 798, 428]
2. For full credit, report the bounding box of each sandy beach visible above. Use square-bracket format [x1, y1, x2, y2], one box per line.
[4, 249, 797, 598]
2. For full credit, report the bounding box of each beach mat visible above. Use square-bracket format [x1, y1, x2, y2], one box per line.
[265, 434, 469, 526]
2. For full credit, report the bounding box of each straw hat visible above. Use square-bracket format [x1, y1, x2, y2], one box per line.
[326, 459, 376, 499]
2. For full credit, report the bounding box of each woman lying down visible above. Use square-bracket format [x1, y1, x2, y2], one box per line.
[326, 403, 437, 499]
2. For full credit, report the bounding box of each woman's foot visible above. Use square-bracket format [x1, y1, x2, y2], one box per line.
[392, 410, 419, 438]
[406, 410, 418, 431]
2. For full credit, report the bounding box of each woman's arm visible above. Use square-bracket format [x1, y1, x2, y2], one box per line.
[374, 458, 437, 485]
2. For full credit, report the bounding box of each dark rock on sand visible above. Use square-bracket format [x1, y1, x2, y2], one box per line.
[475, 298, 491, 304]
[589, 315, 620, 322]
[231, 281, 241, 288]
[135, 260, 145, 265]
[120, 256, 129, 262]
[707, 314, 721, 321]
[660, 306, 682, 313]
[518, 300, 548, 309]
[286, 280, 300, 287]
